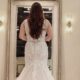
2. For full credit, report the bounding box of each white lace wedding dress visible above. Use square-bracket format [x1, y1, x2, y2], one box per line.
[16, 19, 54, 80]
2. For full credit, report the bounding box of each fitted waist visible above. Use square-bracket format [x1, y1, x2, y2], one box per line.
[27, 40, 45, 43]
[25, 58, 48, 66]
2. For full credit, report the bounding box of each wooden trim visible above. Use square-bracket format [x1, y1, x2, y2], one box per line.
[58, 0, 62, 80]
[5, 0, 11, 80]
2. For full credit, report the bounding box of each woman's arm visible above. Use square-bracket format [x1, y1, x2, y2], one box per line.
[45, 20, 53, 42]
[19, 21, 27, 41]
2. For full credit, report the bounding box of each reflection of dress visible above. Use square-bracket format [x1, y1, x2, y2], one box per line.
[16, 19, 54, 80]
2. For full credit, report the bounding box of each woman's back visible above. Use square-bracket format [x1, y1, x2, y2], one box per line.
[23, 19, 49, 65]
[17, 18, 54, 80]
[16, 2, 54, 80]
[24, 19, 49, 42]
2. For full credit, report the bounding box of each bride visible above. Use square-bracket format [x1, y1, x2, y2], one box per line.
[17, 2, 54, 80]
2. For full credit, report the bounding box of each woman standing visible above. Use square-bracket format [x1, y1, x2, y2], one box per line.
[17, 2, 54, 80]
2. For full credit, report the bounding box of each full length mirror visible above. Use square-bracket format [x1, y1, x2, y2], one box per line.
[10, 1, 59, 80]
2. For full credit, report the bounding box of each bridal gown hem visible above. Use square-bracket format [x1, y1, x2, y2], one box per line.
[16, 19, 54, 80]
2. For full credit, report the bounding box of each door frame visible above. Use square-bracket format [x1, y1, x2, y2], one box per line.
[8, 1, 59, 80]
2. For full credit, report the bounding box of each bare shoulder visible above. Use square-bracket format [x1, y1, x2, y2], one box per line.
[23, 19, 28, 23]
[44, 19, 52, 29]
[45, 19, 51, 26]
[21, 19, 28, 27]
[45, 19, 50, 23]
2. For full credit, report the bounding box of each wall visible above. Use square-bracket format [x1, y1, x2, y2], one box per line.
[61, 0, 80, 80]
[0, 0, 8, 80]
[0, 0, 80, 80]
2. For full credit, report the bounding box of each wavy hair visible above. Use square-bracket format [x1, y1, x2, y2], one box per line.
[28, 2, 44, 39]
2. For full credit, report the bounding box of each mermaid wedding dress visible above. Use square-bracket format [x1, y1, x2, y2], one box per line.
[16, 19, 54, 80]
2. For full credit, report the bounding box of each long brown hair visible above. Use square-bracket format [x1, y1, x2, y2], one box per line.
[28, 2, 44, 39]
